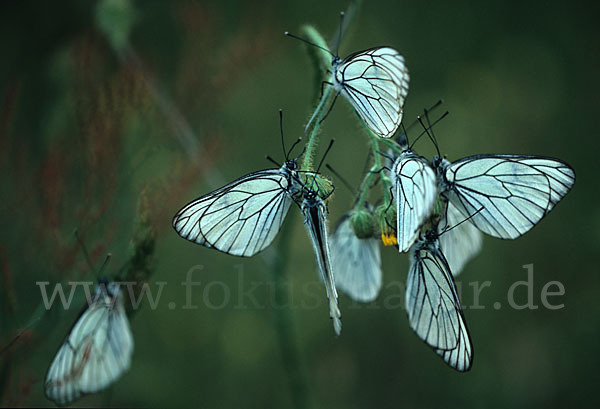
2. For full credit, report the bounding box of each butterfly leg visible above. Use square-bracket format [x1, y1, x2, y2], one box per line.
[318, 91, 341, 125]
[383, 185, 395, 213]
[320, 80, 333, 99]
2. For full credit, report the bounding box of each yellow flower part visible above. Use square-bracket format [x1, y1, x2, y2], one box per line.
[381, 232, 398, 246]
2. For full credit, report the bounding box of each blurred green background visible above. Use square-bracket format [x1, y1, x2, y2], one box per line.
[1, 0, 598, 407]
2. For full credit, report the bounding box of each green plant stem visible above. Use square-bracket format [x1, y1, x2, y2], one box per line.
[300, 25, 336, 171]
[355, 132, 393, 209]
[302, 87, 334, 171]
[269, 220, 309, 409]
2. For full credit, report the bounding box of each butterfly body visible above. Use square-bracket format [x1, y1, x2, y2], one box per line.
[300, 188, 342, 335]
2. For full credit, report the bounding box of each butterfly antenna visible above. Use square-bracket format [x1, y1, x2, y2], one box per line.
[279, 109, 287, 160]
[266, 155, 282, 168]
[423, 109, 446, 157]
[403, 100, 445, 150]
[74, 229, 96, 274]
[403, 99, 444, 135]
[336, 11, 345, 57]
[325, 163, 355, 195]
[287, 137, 302, 159]
[316, 139, 335, 174]
[413, 111, 448, 155]
[98, 253, 112, 276]
[285, 32, 335, 58]
[296, 145, 307, 159]
[440, 206, 484, 236]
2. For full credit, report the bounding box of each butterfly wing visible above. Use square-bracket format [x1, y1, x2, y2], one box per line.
[172, 169, 294, 257]
[443, 155, 575, 239]
[45, 284, 133, 405]
[335, 47, 410, 138]
[406, 240, 473, 371]
[438, 201, 483, 276]
[302, 197, 342, 335]
[392, 154, 438, 252]
[330, 213, 382, 302]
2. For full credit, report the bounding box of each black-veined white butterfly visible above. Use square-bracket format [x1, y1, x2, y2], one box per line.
[433, 154, 575, 240]
[45, 279, 133, 406]
[299, 176, 342, 335]
[330, 206, 382, 302]
[406, 227, 473, 371]
[390, 147, 438, 252]
[286, 13, 409, 138]
[437, 200, 483, 276]
[413, 106, 576, 241]
[172, 112, 303, 257]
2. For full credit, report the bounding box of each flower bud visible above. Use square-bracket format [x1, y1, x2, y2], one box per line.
[349, 208, 376, 239]
[375, 204, 397, 246]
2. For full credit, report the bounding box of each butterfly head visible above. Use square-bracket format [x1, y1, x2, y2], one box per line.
[424, 226, 439, 243]
[284, 158, 299, 172]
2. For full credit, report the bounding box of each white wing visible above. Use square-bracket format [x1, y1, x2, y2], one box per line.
[302, 197, 342, 335]
[392, 153, 438, 252]
[330, 214, 382, 302]
[438, 201, 483, 276]
[443, 155, 575, 239]
[335, 47, 409, 138]
[406, 240, 473, 371]
[173, 169, 294, 257]
[45, 284, 133, 406]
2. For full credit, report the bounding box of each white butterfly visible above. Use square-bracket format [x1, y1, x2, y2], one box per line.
[172, 158, 301, 257]
[330, 47, 410, 138]
[45, 280, 133, 406]
[300, 183, 342, 335]
[406, 228, 473, 371]
[287, 23, 409, 139]
[433, 154, 576, 239]
[437, 201, 483, 276]
[390, 149, 438, 252]
[330, 209, 382, 302]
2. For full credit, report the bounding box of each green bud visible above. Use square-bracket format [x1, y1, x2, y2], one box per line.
[350, 208, 377, 239]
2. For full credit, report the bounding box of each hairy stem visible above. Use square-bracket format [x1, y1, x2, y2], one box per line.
[299, 25, 336, 171]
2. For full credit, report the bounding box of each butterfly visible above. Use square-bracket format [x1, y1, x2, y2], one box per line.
[299, 177, 342, 335]
[330, 207, 382, 302]
[433, 154, 576, 240]
[329, 47, 410, 138]
[172, 113, 303, 257]
[410, 105, 576, 241]
[406, 227, 473, 371]
[286, 13, 409, 138]
[45, 279, 133, 406]
[390, 147, 438, 252]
